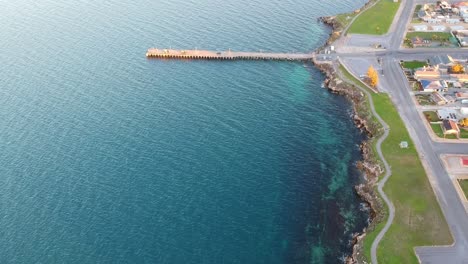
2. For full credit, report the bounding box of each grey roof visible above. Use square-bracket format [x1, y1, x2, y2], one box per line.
[418, 10, 428, 18]
[429, 55, 452, 66]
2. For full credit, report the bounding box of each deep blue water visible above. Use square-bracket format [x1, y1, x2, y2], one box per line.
[0, 0, 368, 263]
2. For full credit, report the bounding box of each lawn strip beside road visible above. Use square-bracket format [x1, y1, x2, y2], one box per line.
[431, 123, 445, 138]
[335, 13, 359, 30]
[423, 111, 440, 122]
[338, 65, 452, 263]
[348, 0, 400, 35]
[372, 94, 453, 263]
[459, 180, 468, 200]
[406, 32, 452, 41]
[401, 60, 427, 70]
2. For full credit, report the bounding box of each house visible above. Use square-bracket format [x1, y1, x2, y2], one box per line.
[450, 26, 465, 31]
[431, 92, 448, 105]
[458, 6, 468, 16]
[453, 81, 463, 88]
[414, 66, 441, 80]
[418, 10, 431, 21]
[431, 25, 446, 31]
[440, 1, 452, 10]
[455, 92, 468, 100]
[442, 120, 460, 138]
[454, 30, 468, 46]
[413, 24, 428, 31]
[411, 37, 431, 47]
[461, 157, 468, 167]
[427, 18, 442, 24]
[450, 74, 468, 83]
[460, 6, 468, 17]
[429, 55, 455, 67]
[453, 2, 468, 8]
[461, 107, 468, 116]
[445, 94, 456, 103]
[420, 79, 445, 92]
[446, 18, 460, 24]
[437, 109, 459, 121]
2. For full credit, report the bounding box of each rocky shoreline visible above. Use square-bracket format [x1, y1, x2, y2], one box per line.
[313, 12, 385, 264]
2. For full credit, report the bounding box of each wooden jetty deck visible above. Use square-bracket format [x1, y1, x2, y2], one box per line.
[146, 48, 313, 61]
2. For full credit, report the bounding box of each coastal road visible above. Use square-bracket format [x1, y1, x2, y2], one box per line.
[383, 58, 468, 264]
[331, 0, 468, 262]
[341, 54, 468, 264]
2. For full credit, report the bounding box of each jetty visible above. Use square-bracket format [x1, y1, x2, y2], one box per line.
[146, 48, 313, 61]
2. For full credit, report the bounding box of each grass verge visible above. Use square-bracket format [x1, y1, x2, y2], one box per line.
[406, 32, 451, 41]
[335, 13, 359, 29]
[423, 111, 440, 122]
[415, 94, 434, 105]
[402, 61, 427, 69]
[431, 124, 445, 137]
[371, 93, 453, 264]
[458, 180, 468, 200]
[348, 0, 400, 35]
[338, 65, 453, 263]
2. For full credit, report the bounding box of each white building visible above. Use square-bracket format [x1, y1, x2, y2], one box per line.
[461, 107, 468, 116]
[427, 18, 442, 24]
[446, 18, 460, 24]
[431, 25, 446, 31]
[413, 24, 428, 31]
[437, 109, 459, 121]
[450, 26, 465, 31]
[460, 6, 468, 15]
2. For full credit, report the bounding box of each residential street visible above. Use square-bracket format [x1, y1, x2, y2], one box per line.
[331, 0, 468, 262]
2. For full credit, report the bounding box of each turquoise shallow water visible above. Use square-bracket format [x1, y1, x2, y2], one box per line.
[1, 0, 368, 263]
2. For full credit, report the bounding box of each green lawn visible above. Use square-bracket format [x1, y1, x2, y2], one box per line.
[402, 61, 427, 69]
[423, 111, 440, 122]
[431, 123, 444, 137]
[411, 5, 423, 24]
[338, 66, 452, 263]
[459, 180, 468, 200]
[348, 0, 400, 35]
[371, 94, 453, 263]
[406, 32, 452, 41]
[415, 94, 435, 105]
[461, 129, 468, 138]
[335, 13, 358, 29]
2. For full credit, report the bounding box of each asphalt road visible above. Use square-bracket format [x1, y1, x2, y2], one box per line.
[331, 0, 468, 262]
[383, 56, 468, 264]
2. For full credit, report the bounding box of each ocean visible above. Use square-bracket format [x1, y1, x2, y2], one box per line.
[0, 0, 368, 263]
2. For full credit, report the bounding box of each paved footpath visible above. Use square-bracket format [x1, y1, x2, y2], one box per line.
[336, 61, 395, 264]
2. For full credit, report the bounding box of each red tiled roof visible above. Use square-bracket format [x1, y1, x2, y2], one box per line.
[462, 157, 468, 166]
[454, 2, 468, 7]
[456, 92, 468, 98]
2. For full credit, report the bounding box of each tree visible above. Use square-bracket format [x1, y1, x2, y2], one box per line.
[367, 65, 379, 87]
[450, 64, 465, 73]
[460, 118, 468, 127]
